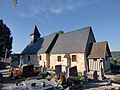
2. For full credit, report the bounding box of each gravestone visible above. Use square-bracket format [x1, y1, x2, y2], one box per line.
[43, 67, 47, 74]
[83, 69, 88, 82]
[22, 65, 34, 77]
[99, 60, 104, 80]
[41, 67, 44, 73]
[93, 71, 98, 82]
[66, 66, 70, 74]
[62, 65, 66, 73]
[68, 66, 78, 77]
[55, 65, 62, 75]
[41, 66, 47, 74]
[99, 68, 104, 80]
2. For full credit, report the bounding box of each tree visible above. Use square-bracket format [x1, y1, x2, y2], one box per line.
[0, 20, 13, 58]
[12, 0, 17, 8]
[52, 30, 64, 35]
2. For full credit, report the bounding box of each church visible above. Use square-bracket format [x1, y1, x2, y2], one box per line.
[21, 25, 111, 79]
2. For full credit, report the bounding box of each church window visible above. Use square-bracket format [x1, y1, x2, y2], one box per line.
[39, 55, 42, 60]
[72, 55, 76, 62]
[28, 56, 30, 61]
[57, 56, 61, 62]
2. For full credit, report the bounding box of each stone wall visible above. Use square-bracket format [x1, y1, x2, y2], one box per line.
[50, 53, 86, 73]
[50, 54, 67, 69]
[22, 54, 39, 66]
[38, 53, 50, 68]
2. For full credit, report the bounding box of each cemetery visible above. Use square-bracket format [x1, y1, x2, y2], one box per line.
[1, 64, 120, 90]
[0, 25, 120, 89]
[0, 21, 120, 89]
[1, 64, 83, 89]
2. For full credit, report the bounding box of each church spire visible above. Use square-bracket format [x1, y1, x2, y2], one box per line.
[30, 25, 41, 44]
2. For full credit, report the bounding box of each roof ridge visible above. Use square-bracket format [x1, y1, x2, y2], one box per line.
[59, 26, 92, 36]
[40, 33, 58, 38]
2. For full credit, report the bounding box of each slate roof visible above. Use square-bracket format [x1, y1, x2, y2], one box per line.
[88, 41, 111, 58]
[30, 25, 40, 36]
[21, 34, 58, 54]
[50, 26, 93, 54]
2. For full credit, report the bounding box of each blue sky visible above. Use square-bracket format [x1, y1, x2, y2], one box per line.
[0, 0, 120, 53]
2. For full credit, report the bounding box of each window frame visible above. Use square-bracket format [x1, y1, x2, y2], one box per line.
[28, 56, 30, 61]
[57, 56, 61, 62]
[39, 55, 42, 60]
[72, 55, 76, 62]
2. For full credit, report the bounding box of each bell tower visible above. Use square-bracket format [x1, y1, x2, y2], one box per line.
[30, 25, 40, 44]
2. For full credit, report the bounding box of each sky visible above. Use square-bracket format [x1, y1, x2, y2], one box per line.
[0, 0, 120, 53]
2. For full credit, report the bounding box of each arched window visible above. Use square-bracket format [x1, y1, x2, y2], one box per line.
[39, 55, 42, 60]
[28, 56, 30, 61]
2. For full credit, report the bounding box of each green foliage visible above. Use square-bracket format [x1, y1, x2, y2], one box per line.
[52, 30, 64, 35]
[38, 71, 42, 75]
[110, 51, 120, 71]
[78, 72, 85, 83]
[110, 52, 120, 67]
[0, 20, 13, 58]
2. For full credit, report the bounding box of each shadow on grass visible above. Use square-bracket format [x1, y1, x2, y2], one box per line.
[81, 83, 107, 89]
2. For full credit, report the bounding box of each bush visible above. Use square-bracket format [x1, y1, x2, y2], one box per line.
[38, 71, 42, 75]
[67, 76, 80, 86]
[78, 72, 85, 83]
